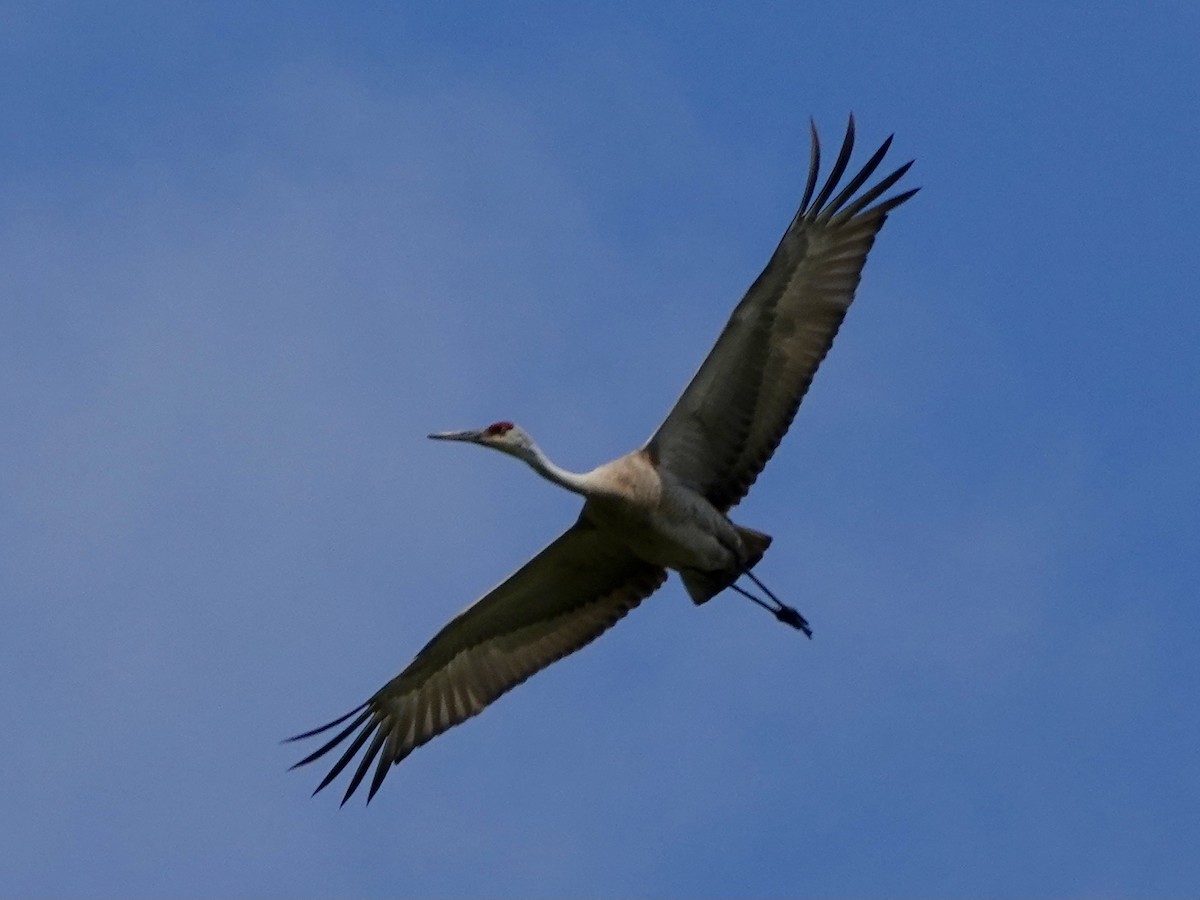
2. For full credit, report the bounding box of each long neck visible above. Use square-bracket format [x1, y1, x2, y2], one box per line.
[525, 444, 592, 496]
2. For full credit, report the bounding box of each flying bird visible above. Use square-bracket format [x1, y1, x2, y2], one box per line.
[288, 115, 917, 804]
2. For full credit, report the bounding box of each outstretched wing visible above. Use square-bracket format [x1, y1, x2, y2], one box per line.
[287, 519, 666, 804]
[646, 116, 918, 511]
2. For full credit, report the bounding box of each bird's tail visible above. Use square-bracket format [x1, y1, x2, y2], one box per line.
[735, 525, 772, 568]
[681, 526, 773, 605]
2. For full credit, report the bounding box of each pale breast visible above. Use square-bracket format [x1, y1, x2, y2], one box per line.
[583, 452, 739, 572]
[586, 450, 662, 506]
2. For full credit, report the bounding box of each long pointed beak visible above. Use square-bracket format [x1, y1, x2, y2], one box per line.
[428, 429, 485, 443]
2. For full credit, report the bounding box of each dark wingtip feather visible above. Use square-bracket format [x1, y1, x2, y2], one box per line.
[835, 160, 917, 222]
[799, 118, 821, 215]
[288, 708, 372, 771]
[826, 133, 894, 216]
[342, 728, 388, 806]
[367, 739, 394, 803]
[283, 701, 368, 744]
[878, 185, 921, 213]
[313, 717, 381, 798]
[809, 115, 856, 213]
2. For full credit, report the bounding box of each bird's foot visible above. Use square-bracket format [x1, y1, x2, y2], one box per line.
[729, 571, 813, 638]
[773, 604, 813, 638]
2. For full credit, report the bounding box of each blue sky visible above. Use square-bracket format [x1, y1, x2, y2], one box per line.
[3, 2, 1199, 896]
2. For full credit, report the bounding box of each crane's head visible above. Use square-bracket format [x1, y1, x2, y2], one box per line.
[428, 421, 537, 462]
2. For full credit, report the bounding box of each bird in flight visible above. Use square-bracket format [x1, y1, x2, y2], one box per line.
[288, 115, 917, 804]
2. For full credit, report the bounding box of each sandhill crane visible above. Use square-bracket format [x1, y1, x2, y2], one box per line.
[288, 116, 917, 804]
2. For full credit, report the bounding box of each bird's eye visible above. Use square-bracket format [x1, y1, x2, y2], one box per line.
[485, 421, 514, 436]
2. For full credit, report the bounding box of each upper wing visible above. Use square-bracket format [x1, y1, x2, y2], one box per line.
[287, 519, 666, 804]
[645, 116, 918, 511]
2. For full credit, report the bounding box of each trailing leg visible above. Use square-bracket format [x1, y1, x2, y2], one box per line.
[731, 570, 812, 637]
